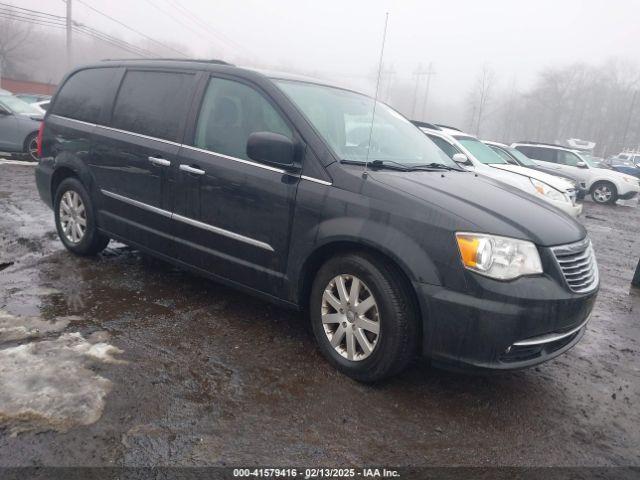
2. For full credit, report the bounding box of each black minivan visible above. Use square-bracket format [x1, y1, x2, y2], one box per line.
[35, 59, 598, 381]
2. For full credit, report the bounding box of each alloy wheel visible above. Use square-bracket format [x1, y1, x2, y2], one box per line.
[28, 137, 38, 162]
[593, 185, 612, 203]
[321, 274, 380, 361]
[59, 191, 87, 244]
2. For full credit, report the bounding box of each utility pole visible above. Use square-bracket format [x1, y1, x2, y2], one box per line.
[66, 0, 73, 68]
[411, 64, 427, 119]
[420, 62, 436, 120]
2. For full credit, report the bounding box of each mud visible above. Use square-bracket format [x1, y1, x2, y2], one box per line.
[0, 162, 638, 466]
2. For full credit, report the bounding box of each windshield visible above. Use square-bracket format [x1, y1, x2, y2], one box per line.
[0, 95, 40, 115]
[276, 80, 456, 168]
[456, 136, 507, 164]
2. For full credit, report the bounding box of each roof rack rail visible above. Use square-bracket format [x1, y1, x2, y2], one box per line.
[515, 141, 567, 148]
[435, 124, 462, 132]
[410, 120, 441, 130]
[102, 58, 234, 66]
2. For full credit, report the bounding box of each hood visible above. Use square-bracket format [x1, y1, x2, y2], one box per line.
[490, 164, 575, 191]
[610, 166, 640, 178]
[370, 170, 585, 247]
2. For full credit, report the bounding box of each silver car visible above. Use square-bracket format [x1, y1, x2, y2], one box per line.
[0, 95, 43, 161]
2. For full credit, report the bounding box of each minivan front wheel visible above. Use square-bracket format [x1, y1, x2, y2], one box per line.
[591, 181, 617, 204]
[310, 253, 418, 382]
[54, 178, 110, 255]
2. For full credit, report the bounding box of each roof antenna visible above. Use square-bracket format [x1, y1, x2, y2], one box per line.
[364, 12, 389, 178]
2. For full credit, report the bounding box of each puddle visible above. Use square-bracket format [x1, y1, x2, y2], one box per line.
[0, 332, 124, 435]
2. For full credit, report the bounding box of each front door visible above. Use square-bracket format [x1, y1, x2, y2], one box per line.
[92, 69, 198, 254]
[171, 76, 300, 296]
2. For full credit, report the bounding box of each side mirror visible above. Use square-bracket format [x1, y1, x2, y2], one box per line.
[452, 153, 471, 165]
[576, 161, 587, 168]
[247, 132, 297, 169]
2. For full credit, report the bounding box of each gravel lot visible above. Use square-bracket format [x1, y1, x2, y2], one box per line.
[0, 161, 638, 467]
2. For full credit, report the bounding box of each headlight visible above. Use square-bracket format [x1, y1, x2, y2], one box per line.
[455, 233, 543, 280]
[530, 178, 569, 203]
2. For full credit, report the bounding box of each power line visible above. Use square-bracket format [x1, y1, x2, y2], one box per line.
[0, 7, 154, 58]
[160, 0, 253, 58]
[74, 0, 189, 58]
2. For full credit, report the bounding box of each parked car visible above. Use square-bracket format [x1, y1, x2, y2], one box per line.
[33, 100, 51, 114]
[602, 157, 640, 179]
[15, 93, 51, 104]
[512, 142, 640, 204]
[36, 60, 598, 381]
[611, 152, 640, 168]
[0, 88, 12, 95]
[484, 141, 587, 200]
[414, 124, 582, 217]
[0, 94, 43, 161]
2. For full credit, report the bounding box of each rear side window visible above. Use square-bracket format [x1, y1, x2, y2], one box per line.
[111, 70, 195, 142]
[428, 134, 459, 159]
[193, 77, 292, 160]
[516, 146, 556, 163]
[51, 68, 120, 123]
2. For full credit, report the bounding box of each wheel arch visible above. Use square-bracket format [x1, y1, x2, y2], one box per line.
[50, 157, 94, 205]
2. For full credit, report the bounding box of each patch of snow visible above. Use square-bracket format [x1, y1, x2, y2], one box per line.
[0, 332, 124, 435]
[0, 309, 81, 342]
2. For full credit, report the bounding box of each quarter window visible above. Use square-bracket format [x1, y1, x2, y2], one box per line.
[111, 70, 195, 142]
[193, 77, 292, 160]
[51, 67, 120, 123]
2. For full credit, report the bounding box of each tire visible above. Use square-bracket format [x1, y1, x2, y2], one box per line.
[590, 181, 617, 205]
[54, 177, 110, 255]
[24, 132, 38, 162]
[310, 252, 418, 382]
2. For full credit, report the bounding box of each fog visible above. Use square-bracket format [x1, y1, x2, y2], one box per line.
[3, 0, 640, 153]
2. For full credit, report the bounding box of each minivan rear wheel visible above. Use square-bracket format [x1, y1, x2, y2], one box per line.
[54, 178, 110, 255]
[310, 253, 418, 382]
[591, 181, 617, 204]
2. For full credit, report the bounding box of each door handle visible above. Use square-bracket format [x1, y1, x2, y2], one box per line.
[179, 164, 205, 175]
[149, 156, 170, 167]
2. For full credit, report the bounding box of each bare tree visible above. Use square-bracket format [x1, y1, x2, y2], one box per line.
[0, 15, 32, 80]
[466, 64, 496, 136]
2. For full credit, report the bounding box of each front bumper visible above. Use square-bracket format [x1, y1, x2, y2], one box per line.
[415, 273, 598, 371]
[554, 200, 582, 217]
[619, 189, 638, 200]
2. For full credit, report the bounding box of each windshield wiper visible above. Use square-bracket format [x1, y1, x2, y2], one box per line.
[340, 159, 462, 172]
[340, 159, 411, 171]
[409, 162, 463, 171]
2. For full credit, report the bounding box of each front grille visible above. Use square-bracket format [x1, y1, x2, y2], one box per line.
[566, 188, 577, 205]
[551, 238, 599, 293]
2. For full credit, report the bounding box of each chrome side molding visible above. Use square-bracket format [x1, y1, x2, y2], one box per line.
[100, 189, 274, 252]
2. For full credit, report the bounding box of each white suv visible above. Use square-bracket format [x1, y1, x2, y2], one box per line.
[416, 125, 583, 217]
[512, 142, 640, 205]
